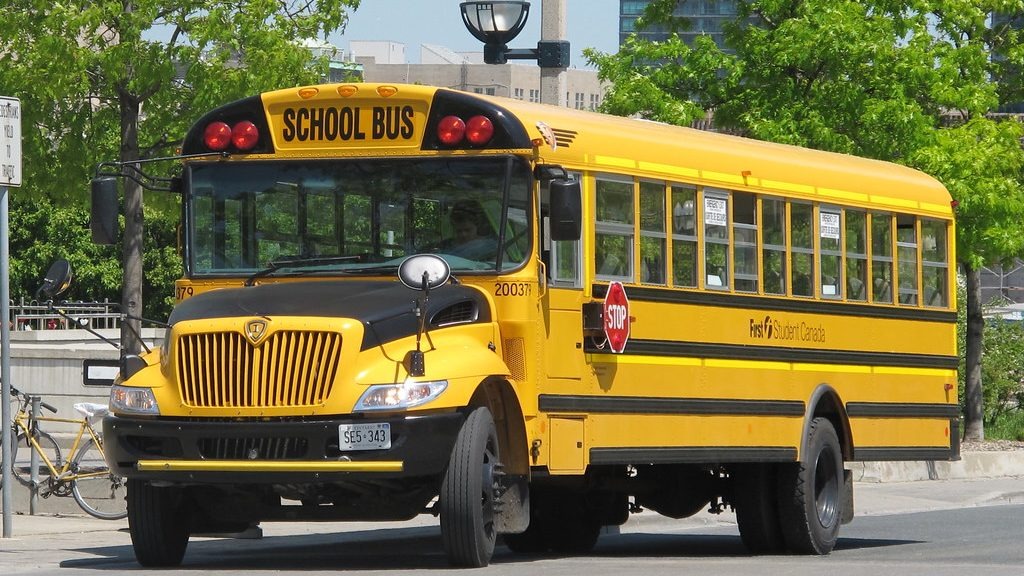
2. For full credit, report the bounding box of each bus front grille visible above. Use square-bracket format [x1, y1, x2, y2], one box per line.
[176, 331, 342, 408]
[198, 436, 309, 460]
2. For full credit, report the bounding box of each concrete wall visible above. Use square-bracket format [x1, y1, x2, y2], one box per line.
[6, 328, 163, 435]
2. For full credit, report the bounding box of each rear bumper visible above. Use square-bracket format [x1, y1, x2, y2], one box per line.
[103, 411, 465, 484]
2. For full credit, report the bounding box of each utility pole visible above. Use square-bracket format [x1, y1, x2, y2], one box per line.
[539, 0, 567, 107]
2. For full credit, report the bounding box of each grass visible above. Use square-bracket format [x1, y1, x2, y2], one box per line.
[986, 410, 1024, 441]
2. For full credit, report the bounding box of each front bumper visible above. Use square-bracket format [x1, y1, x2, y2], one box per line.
[103, 411, 465, 484]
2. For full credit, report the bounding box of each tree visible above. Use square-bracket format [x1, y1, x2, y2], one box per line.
[0, 0, 360, 352]
[585, 0, 1024, 440]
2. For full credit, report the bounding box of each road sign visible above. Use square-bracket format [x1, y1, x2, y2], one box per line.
[603, 281, 630, 353]
[0, 97, 21, 187]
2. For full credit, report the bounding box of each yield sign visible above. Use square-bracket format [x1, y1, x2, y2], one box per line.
[603, 281, 630, 353]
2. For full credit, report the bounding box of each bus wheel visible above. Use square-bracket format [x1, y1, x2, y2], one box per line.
[127, 479, 190, 567]
[733, 463, 785, 554]
[777, 417, 843, 554]
[440, 407, 500, 567]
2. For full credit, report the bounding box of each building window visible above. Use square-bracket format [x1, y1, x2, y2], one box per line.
[574, 92, 585, 109]
[590, 93, 600, 110]
[514, 88, 524, 100]
[529, 89, 540, 103]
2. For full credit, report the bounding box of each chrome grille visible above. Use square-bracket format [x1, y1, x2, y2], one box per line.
[177, 330, 342, 408]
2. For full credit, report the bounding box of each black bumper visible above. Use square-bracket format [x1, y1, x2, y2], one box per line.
[103, 411, 466, 484]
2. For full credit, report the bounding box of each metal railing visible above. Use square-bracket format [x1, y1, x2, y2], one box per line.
[9, 299, 121, 331]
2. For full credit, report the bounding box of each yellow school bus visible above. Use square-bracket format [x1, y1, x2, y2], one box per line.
[95, 83, 958, 567]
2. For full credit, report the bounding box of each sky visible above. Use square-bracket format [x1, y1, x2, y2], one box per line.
[330, 0, 621, 68]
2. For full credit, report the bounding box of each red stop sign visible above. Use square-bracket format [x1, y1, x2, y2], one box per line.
[603, 281, 630, 353]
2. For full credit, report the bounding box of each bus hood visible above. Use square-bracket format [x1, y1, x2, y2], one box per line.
[168, 280, 491, 350]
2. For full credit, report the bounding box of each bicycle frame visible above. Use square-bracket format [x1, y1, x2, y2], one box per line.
[12, 402, 107, 486]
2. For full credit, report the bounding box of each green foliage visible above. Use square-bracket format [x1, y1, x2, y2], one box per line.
[0, 0, 360, 322]
[980, 317, 1024, 425]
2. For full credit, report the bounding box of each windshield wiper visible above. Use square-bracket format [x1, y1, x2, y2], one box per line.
[244, 255, 362, 286]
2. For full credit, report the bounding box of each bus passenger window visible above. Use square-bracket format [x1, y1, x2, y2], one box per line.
[640, 181, 666, 285]
[819, 208, 841, 299]
[791, 202, 814, 297]
[703, 190, 729, 290]
[733, 192, 758, 293]
[871, 212, 893, 303]
[845, 210, 868, 301]
[921, 218, 949, 307]
[762, 197, 786, 295]
[671, 185, 698, 287]
[595, 177, 634, 281]
[896, 214, 919, 305]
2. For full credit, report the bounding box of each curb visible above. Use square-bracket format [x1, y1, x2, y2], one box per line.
[848, 450, 1024, 482]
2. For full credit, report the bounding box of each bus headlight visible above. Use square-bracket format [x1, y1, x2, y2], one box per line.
[354, 380, 447, 411]
[109, 385, 160, 415]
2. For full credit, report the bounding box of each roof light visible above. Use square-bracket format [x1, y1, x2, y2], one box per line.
[465, 115, 494, 145]
[231, 121, 259, 151]
[437, 115, 466, 146]
[203, 122, 232, 151]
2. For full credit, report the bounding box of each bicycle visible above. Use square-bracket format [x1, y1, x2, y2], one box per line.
[1, 385, 127, 520]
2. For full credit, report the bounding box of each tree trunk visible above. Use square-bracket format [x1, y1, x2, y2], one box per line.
[963, 264, 984, 441]
[119, 91, 144, 355]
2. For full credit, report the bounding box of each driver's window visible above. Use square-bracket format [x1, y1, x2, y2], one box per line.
[547, 172, 582, 287]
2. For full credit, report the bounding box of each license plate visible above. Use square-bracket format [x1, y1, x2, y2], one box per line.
[338, 422, 391, 451]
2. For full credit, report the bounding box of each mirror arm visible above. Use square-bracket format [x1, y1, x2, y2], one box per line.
[93, 152, 226, 193]
[45, 301, 122, 351]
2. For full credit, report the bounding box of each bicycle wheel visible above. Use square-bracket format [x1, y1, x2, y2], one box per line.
[10, 429, 62, 487]
[71, 438, 127, 520]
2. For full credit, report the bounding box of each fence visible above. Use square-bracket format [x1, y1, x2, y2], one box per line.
[9, 299, 121, 332]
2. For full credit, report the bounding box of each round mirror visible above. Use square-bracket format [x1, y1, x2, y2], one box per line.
[38, 259, 74, 299]
[398, 254, 451, 291]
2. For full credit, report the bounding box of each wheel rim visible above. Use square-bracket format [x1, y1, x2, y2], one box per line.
[480, 439, 498, 537]
[813, 445, 839, 527]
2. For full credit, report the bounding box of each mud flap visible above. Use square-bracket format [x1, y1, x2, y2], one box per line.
[494, 474, 530, 533]
[841, 468, 855, 524]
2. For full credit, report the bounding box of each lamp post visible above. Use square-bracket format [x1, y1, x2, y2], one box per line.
[460, 1, 568, 106]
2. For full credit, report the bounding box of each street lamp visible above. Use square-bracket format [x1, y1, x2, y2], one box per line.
[460, 1, 569, 67]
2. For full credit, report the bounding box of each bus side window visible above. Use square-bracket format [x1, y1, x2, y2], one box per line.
[671, 185, 698, 287]
[703, 189, 729, 290]
[640, 181, 666, 285]
[733, 191, 757, 293]
[819, 208, 841, 299]
[871, 212, 894, 303]
[845, 210, 868, 301]
[896, 214, 919, 305]
[595, 176, 634, 281]
[791, 202, 814, 297]
[921, 218, 949, 307]
[761, 197, 786, 295]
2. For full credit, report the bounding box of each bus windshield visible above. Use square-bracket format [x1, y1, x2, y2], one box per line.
[187, 156, 532, 276]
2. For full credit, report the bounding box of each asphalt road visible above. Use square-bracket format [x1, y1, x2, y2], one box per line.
[2, 477, 1022, 575]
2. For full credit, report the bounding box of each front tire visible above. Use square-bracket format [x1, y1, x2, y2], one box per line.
[127, 479, 191, 567]
[777, 417, 843, 554]
[440, 407, 501, 567]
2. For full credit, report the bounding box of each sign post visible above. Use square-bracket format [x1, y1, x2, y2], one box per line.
[603, 281, 630, 354]
[1, 95, 22, 539]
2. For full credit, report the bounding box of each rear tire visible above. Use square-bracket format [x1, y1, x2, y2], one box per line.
[733, 463, 785, 554]
[71, 438, 127, 520]
[11, 430, 61, 487]
[440, 407, 500, 567]
[127, 479, 190, 567]
[777, 417, 843, 554]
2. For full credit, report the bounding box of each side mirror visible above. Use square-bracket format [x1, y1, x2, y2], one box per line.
[549, 179, 582, 241]
[37, 260, 74, 300]
[398, 254, 451, 291]
[90, 177, 119, 245]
